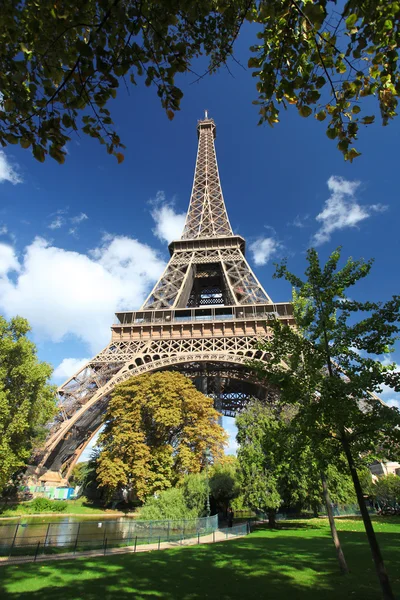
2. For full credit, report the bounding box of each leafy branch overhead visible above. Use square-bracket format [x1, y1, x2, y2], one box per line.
[0, 0, 398, 163]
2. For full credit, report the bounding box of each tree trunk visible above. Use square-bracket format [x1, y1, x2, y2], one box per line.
[341, 433, 395, 600]
[320, 471, 349, 574]
[267, 509, 276, 528]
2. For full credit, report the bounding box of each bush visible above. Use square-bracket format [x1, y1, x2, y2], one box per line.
[30, 497, 67, 513]
[181, 473, 208, 516]
[139, 488, 197, 520]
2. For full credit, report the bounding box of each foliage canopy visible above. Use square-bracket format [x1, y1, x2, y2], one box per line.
[1, 0, 398, 163]
[96, 371, 226, 501]
[254, 247, 400, 598]
[0, 316, 56, 493]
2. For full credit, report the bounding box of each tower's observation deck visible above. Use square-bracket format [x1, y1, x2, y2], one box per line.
[33, 113, 293, 484]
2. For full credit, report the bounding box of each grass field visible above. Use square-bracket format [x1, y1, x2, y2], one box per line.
[0, 498, 124, 518]
[0, 517, 399, 600]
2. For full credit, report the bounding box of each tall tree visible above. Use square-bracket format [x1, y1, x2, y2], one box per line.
[209, 457, 241, 515]
[0, 316, 56, 493]
[236, 398, 353, 573]
[96, 371, 227, 501]
[255, 247, 400, 600]
[0, 1, 398, 163]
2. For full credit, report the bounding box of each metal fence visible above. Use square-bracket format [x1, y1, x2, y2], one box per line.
[0, 515, 220, 561]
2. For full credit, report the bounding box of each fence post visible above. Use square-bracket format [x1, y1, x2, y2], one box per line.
[9, 523, 19, 558]
[104, 537, 107, 556]
[74, 523, 81, 555]
[44, 523, 51, 549]
[127, 521, 132, 546]
[134, 536, 137, 553]
[158, 536, 161, 550]
[34, 541, 40, 562]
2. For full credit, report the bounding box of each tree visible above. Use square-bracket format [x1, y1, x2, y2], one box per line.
[69, 461, 89, 487]
[209, 457, 240, 515]
[236, 402, 282, 527]
[1, 1, 398, 163]
[139, 487, 194, 520]
[96, 371, 227, 501]
[181, 472, 209, 516]
[373, 474, 400, 507]
[0, 316, 56, 493]
[236, 400, 354, 541]
[255, 247, 400, 600]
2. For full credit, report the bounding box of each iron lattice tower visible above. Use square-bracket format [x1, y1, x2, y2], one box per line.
[35, 114, 294, 482]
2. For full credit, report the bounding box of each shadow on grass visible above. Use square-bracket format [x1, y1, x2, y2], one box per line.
[1, 529, 399, 600]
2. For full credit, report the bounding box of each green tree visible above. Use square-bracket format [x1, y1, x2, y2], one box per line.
[69, 461, 89, 487]
[139, 487, 195, 520]
[96, 371, 227, 501]
[209, 457, 240, 514]
[181, 472, 208, 516]
[236, 402, 281, 527]
[255, 247, 400, 599]
[0, 316, 56, 493]
[236, 400, 354, 538]
[373, 474, 400, 506]
[1, 1, 398, 163]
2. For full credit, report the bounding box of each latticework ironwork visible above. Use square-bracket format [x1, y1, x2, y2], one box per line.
[32, 113, 293, 483]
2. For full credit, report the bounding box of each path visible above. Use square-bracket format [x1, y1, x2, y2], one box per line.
[0, 528, 246, 566]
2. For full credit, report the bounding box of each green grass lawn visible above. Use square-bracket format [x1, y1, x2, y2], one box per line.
[0, 498, 125, 518]
[0, 517, 399, 600]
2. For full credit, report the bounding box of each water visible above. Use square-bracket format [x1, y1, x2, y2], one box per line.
[0, 515, 135, 551]
[0, 514, 218, 553]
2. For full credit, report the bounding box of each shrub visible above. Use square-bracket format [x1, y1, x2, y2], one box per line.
[30, 497, 67, 513]
[139, 488, 197, 520]
[181, 473, 208, 516]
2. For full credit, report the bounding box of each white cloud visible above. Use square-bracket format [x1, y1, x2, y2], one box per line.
[0, 236, 165, 352]
[53, 357, 91, 383]
[48, 216, 65, 230]
[0, 225, 8, 235]
[70, 213, 88, 225]
[150, 191, 186, 244]
[290, 215, 309, 228]
[249, 237, 279, 266]
[0, 151, 22, 185]
[0, 243, 20, 276]
[312, 176, 387, 246]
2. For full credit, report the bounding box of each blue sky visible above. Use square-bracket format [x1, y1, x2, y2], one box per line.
[0, 27, 399, 456]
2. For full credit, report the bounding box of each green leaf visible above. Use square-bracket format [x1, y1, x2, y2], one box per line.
[62, 114, 73, 128]
[33, 145, 46, 163]
[116, 152, 124, 164]
[361, 116, 375, 125]
[4, 99, 15, 112]
[352, 105, 361, 114]
[346, 147, 361, 162]
[345, 14, 358, 29]
[326, 128, 337, 140]
[315, 110, 326, 121]
[299, 106, 312, 118]
[20, 138, 31, 149]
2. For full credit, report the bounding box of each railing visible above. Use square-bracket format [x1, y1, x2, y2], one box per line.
[114, 303, 293, 326]
[0, 517, 249, 564]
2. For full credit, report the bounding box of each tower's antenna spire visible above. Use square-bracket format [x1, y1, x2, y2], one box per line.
[204, 109, 208, 119]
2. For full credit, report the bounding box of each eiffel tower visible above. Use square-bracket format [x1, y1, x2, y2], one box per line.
[34, 113, 294, 484]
